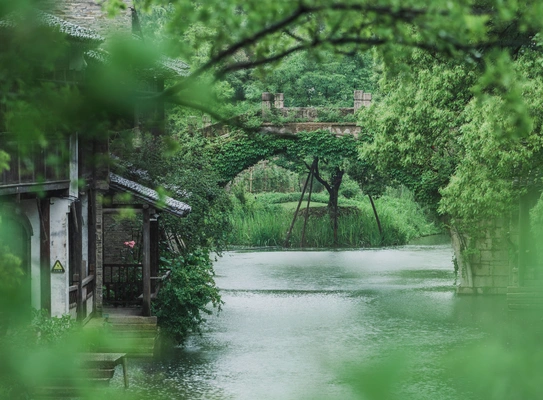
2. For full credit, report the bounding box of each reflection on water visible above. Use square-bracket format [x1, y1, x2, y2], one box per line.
[114, 244, 520, 399]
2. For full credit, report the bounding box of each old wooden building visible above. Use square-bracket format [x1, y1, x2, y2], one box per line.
[0, 1, 190, 323]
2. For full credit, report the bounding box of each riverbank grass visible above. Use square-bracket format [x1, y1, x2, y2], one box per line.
[228, 190, 441, 247]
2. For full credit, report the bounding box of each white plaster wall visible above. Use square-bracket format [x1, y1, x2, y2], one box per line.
[49, 198, 71, 317]
[20, 200, 41, 310]
[86, 294, 94, 320]
[69, 133, 78, 199]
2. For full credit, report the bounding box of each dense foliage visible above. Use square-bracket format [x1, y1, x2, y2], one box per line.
[152, 250, 223, 345]
[360, 45, 543, 245]
[225, 51, 375, 107]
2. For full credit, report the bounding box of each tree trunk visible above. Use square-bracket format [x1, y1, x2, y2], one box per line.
[284, 159, 317, 247]
[328, 168, 344, 246]
[311, 160, 345, 247]
[328, 187, 340, 246]
[312, 160, 343, 246]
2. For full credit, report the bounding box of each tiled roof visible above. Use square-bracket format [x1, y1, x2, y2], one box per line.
[109, 173, 191, 217]
[0, 9, 103, 42]
[85, 49, 189, 77]
[40, 11, 103, 41]
[37, 0, 188, 77]
[39, 0, 132, 37]
[158, 56, 190, 77]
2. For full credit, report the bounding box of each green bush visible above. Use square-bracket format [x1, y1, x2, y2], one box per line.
[153, 249, 223, 346]
[31, 309, 77, 345]
[340, 177, 362, 199]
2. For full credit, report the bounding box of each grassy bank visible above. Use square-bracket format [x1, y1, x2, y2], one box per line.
[228, 189, 442, 248]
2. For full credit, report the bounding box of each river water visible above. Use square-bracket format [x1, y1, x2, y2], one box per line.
[117, 243, 519, 400]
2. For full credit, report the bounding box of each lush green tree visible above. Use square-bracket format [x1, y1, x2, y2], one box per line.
[227, 50, 375, 107]
[127, 0, 543, 246]
[360, 50, 471, 211]
[360, 42, 543, 246]
[129, 0, 542, 122]
[209, 129, 359, 245]
[282, 131, 358, 245]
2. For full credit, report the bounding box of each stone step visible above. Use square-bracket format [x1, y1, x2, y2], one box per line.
[84, 314, 158, 357]
[99, 336, 156, 346]
[105, 315, 157, 324]
[104, 329, 157, 338]
[93, 348, 155, 358]
[79, 353, 127, 369]
[94, 340, 156, 356]
[108, 323, 157, 331]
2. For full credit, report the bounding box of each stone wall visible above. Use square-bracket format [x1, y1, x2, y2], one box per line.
[260, 122, 360, 136]
[261, 90, 371, 122]
[103, 212, 143, 265]
[273, 107, 355, 121]
[452, 217, 515, 295]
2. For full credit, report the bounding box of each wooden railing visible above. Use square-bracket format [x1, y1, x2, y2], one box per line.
[82, 274, 95, 300]
[69, 285, 78, 310]
[68, 274, 95, 322]
[0, 135, 70, 194]
[103, 263, 143, 306]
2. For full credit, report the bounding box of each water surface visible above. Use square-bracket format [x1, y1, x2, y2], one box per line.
[116, 245, 512, 399]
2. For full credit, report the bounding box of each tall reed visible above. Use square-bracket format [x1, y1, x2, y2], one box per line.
[228, 192, 441, 248]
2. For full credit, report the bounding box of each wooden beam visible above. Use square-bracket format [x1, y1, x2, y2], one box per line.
[301, 161, 315, 248]
[73, 200, 84, 321]
[150, 210, 159, 294]
[94, 190, 104, 316]
[142, 207, 151, 316]
[39, 198, 51, 315]
[284, 158, 316, 247]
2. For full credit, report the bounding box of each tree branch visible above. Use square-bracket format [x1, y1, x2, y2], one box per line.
[312, 158, 332, 193]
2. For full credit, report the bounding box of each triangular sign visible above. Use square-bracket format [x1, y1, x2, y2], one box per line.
[51, 260, 65, 273]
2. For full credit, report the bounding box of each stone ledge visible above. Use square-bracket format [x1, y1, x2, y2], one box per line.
[457, 286, 508, 295]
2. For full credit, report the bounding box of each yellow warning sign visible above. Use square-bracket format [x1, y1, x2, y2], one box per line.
[51, 260, 65, 273]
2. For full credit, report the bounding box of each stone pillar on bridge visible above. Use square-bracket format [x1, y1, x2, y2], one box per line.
[262, 92, 274, 119]
[274, 93, 284, 108]
[354, 90, 372, 111]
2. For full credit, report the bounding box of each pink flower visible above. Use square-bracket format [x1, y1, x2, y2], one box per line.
[124, 240, 136, 248]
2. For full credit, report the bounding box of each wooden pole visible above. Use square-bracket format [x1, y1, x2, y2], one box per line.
[150, 210, 159, 294]
[284, 163, 314, 247]
[368, 194, 383, 241]
[301, 161, 316, 247]
[39, 198, 51, 315]
[73, 201, 84, 321]
[142, 207, 151, 316]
